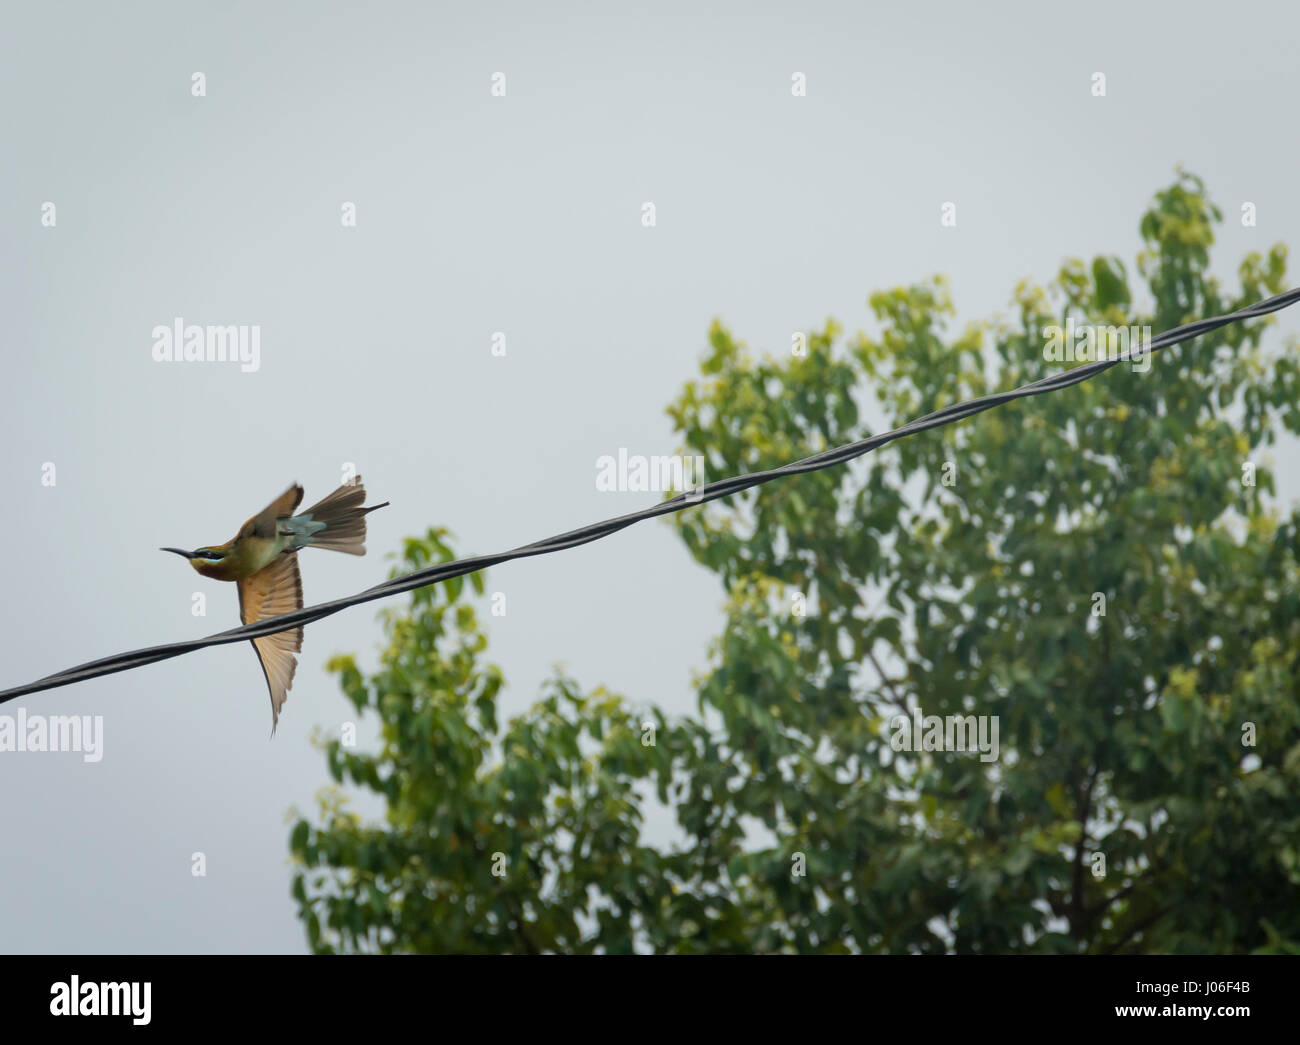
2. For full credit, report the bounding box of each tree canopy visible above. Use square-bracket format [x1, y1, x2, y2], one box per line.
[290, 173, 1300, 953]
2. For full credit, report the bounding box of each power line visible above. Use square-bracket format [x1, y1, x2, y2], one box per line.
[3, 286, 1298, 706]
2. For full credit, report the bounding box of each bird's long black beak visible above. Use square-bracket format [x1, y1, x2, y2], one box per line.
[160, 547, 196, 559]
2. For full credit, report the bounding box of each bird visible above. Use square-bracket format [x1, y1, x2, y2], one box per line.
[161, 478, 389, 734]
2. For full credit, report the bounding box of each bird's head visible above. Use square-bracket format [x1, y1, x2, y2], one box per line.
[161, 545, 231, 579]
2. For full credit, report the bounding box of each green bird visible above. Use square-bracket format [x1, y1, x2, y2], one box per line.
[162, 478, 389, 733]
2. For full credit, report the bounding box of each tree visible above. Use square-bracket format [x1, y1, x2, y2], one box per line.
[291, 173, 1300, 953]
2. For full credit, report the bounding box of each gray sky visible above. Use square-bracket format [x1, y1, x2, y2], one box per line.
[1, 0, 1296, 953]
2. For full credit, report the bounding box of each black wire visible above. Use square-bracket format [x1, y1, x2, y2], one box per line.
[3, 285, 1297, 705]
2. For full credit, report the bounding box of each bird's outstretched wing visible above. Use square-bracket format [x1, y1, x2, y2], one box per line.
[237, 551, 304, 735]
[241, 483, 304, 540]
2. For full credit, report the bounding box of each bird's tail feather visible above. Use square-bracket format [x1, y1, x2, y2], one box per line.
[292, 477, 388, 556]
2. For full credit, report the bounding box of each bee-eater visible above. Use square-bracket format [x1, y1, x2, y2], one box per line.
[161, 479, 389, 734]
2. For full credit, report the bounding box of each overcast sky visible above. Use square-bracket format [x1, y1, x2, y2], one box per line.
[1, 0, 1296, 953]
